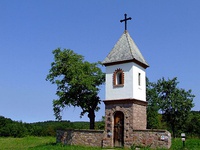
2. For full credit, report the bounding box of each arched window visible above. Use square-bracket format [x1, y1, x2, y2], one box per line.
[113, 69, 124, 86]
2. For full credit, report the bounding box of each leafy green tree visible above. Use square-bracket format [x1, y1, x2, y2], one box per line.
[154, 77, 194, 137]
[185, 111, 200, 137]
[146, 78, 161, 129]
[46, 48, 105, 129]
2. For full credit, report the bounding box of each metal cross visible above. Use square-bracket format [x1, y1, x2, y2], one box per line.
[120, 13, 132, 31]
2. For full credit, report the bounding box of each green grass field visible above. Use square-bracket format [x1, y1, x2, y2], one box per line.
[169, 138, 200, 150]
[0, 136, 55, 150]
[0, 136, 103, 150]
[0, 136, 200, 150]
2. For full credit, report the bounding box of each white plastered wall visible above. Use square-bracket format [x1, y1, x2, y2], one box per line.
[105, 62, 146, 101]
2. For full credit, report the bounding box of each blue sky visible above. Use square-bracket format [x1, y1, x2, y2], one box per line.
[0, 0, 200, 123]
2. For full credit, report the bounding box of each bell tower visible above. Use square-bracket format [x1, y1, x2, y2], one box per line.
[102, 14, 149, 147]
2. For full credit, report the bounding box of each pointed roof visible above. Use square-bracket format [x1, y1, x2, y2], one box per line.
[102, 30, 149, 68]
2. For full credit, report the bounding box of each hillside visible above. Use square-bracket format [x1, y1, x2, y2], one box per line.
[0, 116, 104, 137]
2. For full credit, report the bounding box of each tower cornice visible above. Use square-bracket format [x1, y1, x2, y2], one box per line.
[103, 98, 148, 106]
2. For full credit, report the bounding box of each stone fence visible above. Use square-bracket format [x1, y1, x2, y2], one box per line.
[127, 129, 171, 149]
[57, 129, 171, 149]
[56, 129, 104, 147]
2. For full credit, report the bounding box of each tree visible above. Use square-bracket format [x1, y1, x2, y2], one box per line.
[46, 48, 105, 129]
[154, 77, 194, 137]
[185, 111, 200, 137]
[146, 78, 161, 129]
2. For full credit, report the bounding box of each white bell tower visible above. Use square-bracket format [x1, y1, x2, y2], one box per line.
[102, 14, 149, 148]
[103, 31, 149, 101]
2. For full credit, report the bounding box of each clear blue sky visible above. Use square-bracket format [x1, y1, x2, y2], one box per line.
[0, 0, 200, 123]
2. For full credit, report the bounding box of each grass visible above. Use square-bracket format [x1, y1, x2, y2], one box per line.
[0, 136, 55, 150]
[136, 138, 200, 150]
[0, 136, 200, 150]
[0, 136, 103, 150]
[169, 138, 200, 150]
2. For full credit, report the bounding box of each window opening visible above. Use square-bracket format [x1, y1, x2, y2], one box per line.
[116, 72, 122, 85]
[113, 69, 124, 86]
[138, 73, 141, 86]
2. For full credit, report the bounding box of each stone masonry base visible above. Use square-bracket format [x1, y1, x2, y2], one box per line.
[57, 129, 171, 149]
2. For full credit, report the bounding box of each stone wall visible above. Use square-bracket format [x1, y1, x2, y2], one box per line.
[103, 99, 148, 147]
[132, 103, 147, 129]
[125, 129, 171, 149]
[56, 129, 104, 147]
[104, 99, 147, 131]
[57, 129, 171, 149]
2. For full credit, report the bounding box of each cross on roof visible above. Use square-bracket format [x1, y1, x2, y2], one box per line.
[120, 14, 132, 31]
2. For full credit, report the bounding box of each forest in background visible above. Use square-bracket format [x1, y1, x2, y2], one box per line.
[0, 110, 200, 138]
[0, 116, 104, 137]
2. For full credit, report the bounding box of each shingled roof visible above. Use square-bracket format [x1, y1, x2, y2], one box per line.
[102, 30, 149, 68]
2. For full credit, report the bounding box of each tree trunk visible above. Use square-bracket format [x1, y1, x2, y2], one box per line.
[88, 109, 95, 129]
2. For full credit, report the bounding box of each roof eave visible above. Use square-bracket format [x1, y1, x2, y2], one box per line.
[102, 58, 149, 69]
